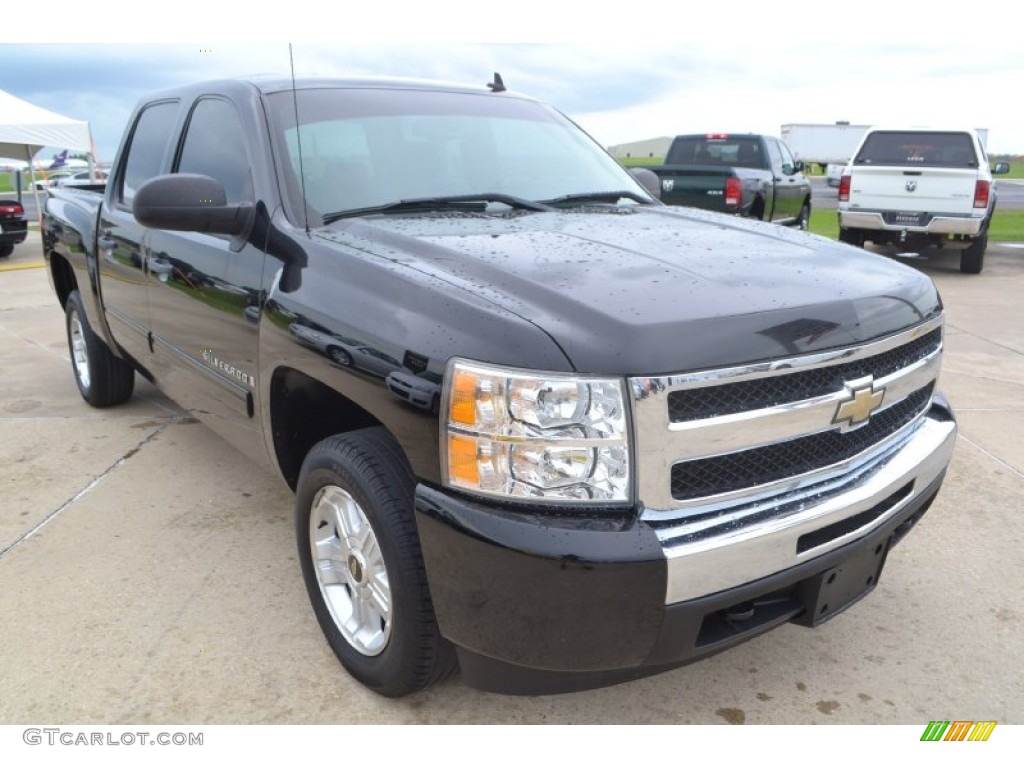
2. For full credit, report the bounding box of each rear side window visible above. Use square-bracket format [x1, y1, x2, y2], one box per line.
[120, 101, 179, 206]
[854, 131, 977, 168]
[177, 98, 254, 204]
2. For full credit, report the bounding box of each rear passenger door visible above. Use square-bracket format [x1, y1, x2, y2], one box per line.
[97, 100, 179, 364]
[145, 96, 267, 450]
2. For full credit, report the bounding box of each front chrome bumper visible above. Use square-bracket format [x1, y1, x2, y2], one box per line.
[660, 404, 955, 602]
[628, 317, 953, 604]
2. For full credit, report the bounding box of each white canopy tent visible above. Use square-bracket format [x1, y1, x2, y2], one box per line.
[0, 89, 95, 211]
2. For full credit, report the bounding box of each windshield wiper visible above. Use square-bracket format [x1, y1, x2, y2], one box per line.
[542, 190, 654, 207]
[322, 193, 553, 224]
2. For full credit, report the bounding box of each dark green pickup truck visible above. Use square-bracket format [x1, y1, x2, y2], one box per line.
[649, 133, 812, 228]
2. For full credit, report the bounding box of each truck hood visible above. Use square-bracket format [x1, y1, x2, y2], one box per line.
[317, 206, 941, 375]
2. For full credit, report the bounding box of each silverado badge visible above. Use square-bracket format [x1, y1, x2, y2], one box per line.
[833, 377, 885, 430]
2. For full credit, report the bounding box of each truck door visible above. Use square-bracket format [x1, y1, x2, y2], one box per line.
[763, 139, 785, 221]
[97, 100, 179, 364]
[773, 139, 807, 222]
[145, 96, 267, 454]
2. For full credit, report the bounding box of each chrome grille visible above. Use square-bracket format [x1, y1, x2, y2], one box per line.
[630, 317, 944, 517]
[668, 328, 941, 422]
[670, 384, 933, 500]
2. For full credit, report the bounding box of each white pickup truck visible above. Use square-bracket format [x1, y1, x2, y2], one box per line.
[837, 128, 1010, 274]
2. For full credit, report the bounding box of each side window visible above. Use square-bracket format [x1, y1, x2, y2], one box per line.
[777, 141, 797, 172]
[765, 139, 783, 172]
[177, 98, 253, 204]
[120, 101, 179, 206]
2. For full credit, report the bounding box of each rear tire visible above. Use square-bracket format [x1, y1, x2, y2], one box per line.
[960, 234, 987, 274]
[839, 227, 864, 247]
[295, 428, 457, 697]
[796, 201, 811, 231]
[65, 290, 135, 407]
[0, 244, 13, 258]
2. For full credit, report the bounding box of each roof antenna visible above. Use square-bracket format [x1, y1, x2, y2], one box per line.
[289, 43, 310, 234]
[487, 72, 506, 93]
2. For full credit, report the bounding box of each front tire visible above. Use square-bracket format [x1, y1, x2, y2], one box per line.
[327, 346, 352, 367]
[65, 290, 135, 407]
[0, 244, 13, 258]
[295, 428, 457, 697]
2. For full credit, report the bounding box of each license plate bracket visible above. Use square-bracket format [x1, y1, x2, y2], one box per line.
[892, 211, 925, 226]
[793, 532, 892, 627]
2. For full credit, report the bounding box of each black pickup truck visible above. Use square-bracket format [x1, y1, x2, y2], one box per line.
[43, 76, 956, 697]
[650, 133, 813, 228]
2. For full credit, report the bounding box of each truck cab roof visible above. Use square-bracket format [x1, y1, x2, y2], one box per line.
[138, 75, 535, 103]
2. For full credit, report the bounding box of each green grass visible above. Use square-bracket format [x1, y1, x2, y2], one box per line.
[618, 156, 664, 167]
[808, 209, 839, 239]
[809, 209, 1024, 242]
[988, 210, 1024, 240]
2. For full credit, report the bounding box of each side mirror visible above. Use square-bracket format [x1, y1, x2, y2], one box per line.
[794, 160, 805, 173]
[134, 174, 252, 235]
[992, 162, 1010, 175]
[628, 168, 662, 200]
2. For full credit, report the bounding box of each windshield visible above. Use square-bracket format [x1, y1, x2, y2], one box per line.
[266, 87, 647, 224]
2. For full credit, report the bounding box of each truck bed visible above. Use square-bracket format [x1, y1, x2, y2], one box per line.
[649, 165, 759, 213]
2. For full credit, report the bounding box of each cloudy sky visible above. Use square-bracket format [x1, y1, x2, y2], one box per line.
[3, 3, 1022, 163]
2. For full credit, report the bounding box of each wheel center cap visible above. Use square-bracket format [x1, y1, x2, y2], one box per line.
[347, 553, 365, 584]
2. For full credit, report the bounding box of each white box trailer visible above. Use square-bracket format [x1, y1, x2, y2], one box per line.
[780, 123, 871, 168]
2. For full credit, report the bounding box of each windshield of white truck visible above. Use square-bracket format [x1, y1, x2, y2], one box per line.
[854, 131, 977, 168]
[266, 88, 649, 224]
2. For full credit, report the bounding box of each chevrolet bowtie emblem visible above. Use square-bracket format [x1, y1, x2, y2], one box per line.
[833, 377, 885, 429]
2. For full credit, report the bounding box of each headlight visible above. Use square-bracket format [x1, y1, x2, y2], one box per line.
[441, 359, 631, 503]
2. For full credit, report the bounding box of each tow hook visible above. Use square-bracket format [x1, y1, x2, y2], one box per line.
[724, 602, 755, 622]
[900, 229, 908, 243]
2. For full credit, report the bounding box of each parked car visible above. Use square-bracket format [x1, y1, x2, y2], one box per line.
[825, 162, 846, 187]
[32, 171, 73, 191]
[838, 127, 1008, 273]
[648, 133, 812, 228]
[56, 170, 109, 188]
[0, 199, 28, 258]
[288, 322, 402, 375]
[386, 369, 443, 413]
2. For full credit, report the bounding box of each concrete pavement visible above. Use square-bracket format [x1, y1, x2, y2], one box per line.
[1, 233, 1021, 724]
